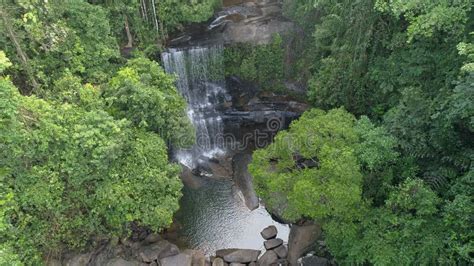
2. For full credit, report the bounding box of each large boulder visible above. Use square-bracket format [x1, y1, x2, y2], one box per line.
[138, 240, 179, 263]
[212, 257, 225, 266]
[287, 223, 322, 265]
[260, 225, 278, 240]
[274, 245, 288, 259]
[257, 250, 278, 265]
[160, 253, 192, 266]
[215, 248, 240, 258]
[183, 249, 207, 266]
[219, 249, 261, 263]
[264, 238, 283, 250]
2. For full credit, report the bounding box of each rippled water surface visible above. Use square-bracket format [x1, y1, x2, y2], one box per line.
[175, 178, 289, 255]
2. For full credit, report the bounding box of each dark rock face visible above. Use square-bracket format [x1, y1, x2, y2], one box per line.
[232, 153, 259, 210]
[257, 250, 279, 265]
[287, 223, 322, 265]
[264, 238, 283, 250]
[168, 0, 298, 47]
[260, 225, 278, 240]
[220, 249, 261, 263]
[300, 255, 329, 266]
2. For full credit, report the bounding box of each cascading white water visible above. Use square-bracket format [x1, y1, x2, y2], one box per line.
[162, 45, 229, 168]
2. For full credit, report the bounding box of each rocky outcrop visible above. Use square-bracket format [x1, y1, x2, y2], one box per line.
[61, 238, 186, 266]
[287, 222, 322, 265]
[169, 0, 298, 47]
[232, 152, 259, 210]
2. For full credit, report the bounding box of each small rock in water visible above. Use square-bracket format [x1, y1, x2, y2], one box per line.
[258, 250, 279, 265]
[212, 257, 225, 266]
[274, 244, 288, 258]
[229, 263, 246, 266]
[264, 238, 283, 250]
[260, 225, 278, 239]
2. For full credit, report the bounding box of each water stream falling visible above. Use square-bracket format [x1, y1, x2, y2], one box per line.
[162, 45, 229, 168]
[161, 45, 289, 255]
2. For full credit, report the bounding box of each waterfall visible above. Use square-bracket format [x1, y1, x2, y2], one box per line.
[161, 45, 229, 168]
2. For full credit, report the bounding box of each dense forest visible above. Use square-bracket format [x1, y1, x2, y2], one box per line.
[0, 0, 473, 265]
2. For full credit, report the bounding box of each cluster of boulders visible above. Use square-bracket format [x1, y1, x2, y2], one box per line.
[209, 225, 288, 266]
[52, 224, 333, 266]
[57, 234, 207, 266]
[258, 225, 288, 265]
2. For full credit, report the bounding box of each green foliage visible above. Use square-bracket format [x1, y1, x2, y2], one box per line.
[0, 51, 12, 74]
[442, 169, 474, 261]
[276, 0, 474, 263]
[104, 57, 195, 148]
[0, 73, 183, 260]
[224, 35, 285, 92]
[375, 0, 472, 41]
[342, 179, 444, 265]
[249, 108, 397, 222]
[1, 1, 120, 90]
[94, 0, 219, 55]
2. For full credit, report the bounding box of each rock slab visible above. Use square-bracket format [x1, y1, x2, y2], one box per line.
[221, 249, 261, 263]
[260, 225, 278, 240]
[264, 238, 283, 250]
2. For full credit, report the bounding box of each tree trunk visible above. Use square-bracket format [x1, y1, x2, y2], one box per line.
[124, 15, 133, 48]
[0, 9, 39, 93]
